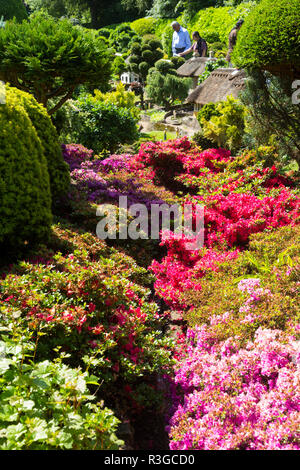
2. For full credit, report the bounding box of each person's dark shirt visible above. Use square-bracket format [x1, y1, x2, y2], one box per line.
[194, 38, 208, 57]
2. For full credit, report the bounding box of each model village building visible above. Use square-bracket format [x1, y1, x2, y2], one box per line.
[176, 57, 246, 114]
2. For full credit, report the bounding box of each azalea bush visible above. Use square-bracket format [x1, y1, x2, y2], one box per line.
[0, 225, 173, 415]
[1, 129, 299, 450]
[168, 326, 300, 450]
[185, 225, 300, 340]
[0, 13, 113, 114]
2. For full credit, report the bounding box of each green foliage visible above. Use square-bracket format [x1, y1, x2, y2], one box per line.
[131, 17, 158, 36]
[161, 24, 174, 56]
[0, 0, 27, 21]
[198, 58, 227, 84]
[192, 131, 215, 150]
[170, 55, 185, 68]
[142, 49, 153, 62]
[197, 102, 220, 124]
[98, 27, 111, 38]
[0, 223, 173, 414]
[6, 86, 70, 203]
[201, 95, 247, 151]
[129, 54, 140, 64]
[130, 42, 141, 55]
[149, 0, 184, 19]
[0, 87, 52, 249]
[182, 2, 256, 44]
[128, 36, 164, 82]
[233, 0, 300, 75]
[0, 12, 113, 114]
[155, 59, 175, 75]
[185, 224, 300, 344]
[139, 61, 150, 80]
[0, 333, 122, 450]
[210, 41, 226, 51]
[240, 69, 300, 163]
[109, 23, 140, 54]
[62, 94, 139, 153]
[93, 82, 141, 120]
[145, 64, 191, 108]
[112, 55, 127, 77]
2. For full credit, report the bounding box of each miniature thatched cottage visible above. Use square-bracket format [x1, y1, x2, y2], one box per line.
[186, 68, 246, 114]
[176, 57, 217, 90]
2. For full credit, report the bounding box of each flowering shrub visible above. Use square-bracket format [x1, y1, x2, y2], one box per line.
[184, 224, 300, 339]
[2, 134, 299, 450]
[150, 233, 239, 309]
[136, 137, 198, 189]
[62, 144, 94, 171]
[168, 327, 300, 450]
[0, 225, 172, 415]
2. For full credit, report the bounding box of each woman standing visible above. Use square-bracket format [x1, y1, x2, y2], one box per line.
[178, 31, 208, 58]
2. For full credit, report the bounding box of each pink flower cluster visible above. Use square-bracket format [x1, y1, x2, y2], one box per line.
[168, 325, 300, 450]
[150, 188, 298, 309]
[238, 278, 272, 321]
[200, 189, 299, 248]
[183, 148, 231, 175]
[62, 144, 94, 171]
[150, 232, 239, 309]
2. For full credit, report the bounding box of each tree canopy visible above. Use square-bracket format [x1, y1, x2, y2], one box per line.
[0, 13, 113, 114]
[0, 0, 28, 22]
[233, 0, 300, 78]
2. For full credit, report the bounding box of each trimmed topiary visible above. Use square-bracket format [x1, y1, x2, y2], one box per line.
[142, 49, 153, 62]
[139, 61, 150, 80]
[6, 86, 70, 204]
[155, 59, 174, 75]
[131, 18, 157, 37]
[131, 42, 142, 55]
[0, 0, 27, 22]
[129, 54, 139, 64]
[0, 88, 52, 248]
[170, 56, 185, 69]
[97, 28, 111, 39]
[151, 48, 164, 63]
[233, 0, 300, 78]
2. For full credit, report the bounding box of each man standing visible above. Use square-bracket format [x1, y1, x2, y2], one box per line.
[226, 19, 244, 66]
[171, 21, 191, 57]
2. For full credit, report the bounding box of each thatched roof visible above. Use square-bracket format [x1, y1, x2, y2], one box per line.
[177, 57, 217, 77]
[187, 68, 246, 105]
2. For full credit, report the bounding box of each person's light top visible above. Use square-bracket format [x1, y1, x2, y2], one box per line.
[172, 27, 191, 55]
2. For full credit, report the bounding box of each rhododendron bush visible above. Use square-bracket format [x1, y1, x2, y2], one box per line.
[1, 135, 299, 450]
[0, 226, 172, 415]
[168, 326, 300, 450]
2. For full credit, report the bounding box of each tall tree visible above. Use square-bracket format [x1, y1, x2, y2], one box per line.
[67, 0, 144, 27]
[121, 0, 153, 14]
[0, 13, 113, 113]
[0, 0, 28, 21]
